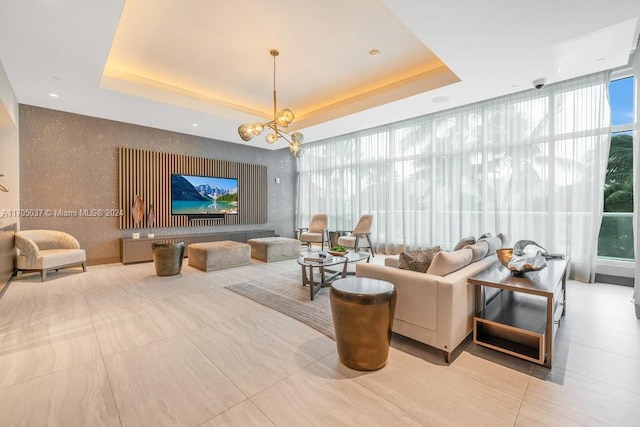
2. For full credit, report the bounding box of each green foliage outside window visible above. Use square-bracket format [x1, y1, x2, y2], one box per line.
[598, 133, 634, 259]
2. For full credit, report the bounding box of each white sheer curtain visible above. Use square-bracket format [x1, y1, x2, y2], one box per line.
[297, 72, 611, 281]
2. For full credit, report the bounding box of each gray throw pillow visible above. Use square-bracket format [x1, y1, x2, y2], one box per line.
[478, 236, 501, 256]
[464, 240, 489, 262]
[453, 236, 476, 251]
[398, 246, 441, 273]
[497, 232, 510, 248]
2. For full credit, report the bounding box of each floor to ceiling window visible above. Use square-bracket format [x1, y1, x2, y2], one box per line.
[598, 75, 635, 260]
[297, 72, 611, 281]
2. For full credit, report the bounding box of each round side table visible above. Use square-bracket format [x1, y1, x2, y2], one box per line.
[330, 277, 396, 370]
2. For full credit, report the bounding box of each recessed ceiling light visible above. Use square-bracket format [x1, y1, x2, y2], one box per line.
[49, 93, 59, 98]
[369, 49, 381, 56]
[510, 84, 519, 89]
[192, 123, 198, 127]
[596, 57, 606, 62]
[432, 96, 449, 104]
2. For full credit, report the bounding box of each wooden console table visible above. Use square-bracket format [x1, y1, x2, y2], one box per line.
[120, 229, 275, 264]
[468, 258, 568, 368]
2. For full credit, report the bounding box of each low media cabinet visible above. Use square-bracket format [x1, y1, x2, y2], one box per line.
[120, 229, 275, 264]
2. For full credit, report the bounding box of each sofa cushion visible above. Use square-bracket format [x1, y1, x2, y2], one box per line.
[426, 248, 473, 276]
[398, 246, 441, 273]
[384, 255, 400, 268]
[463, 240, 489, 262]
[497, 232, 510, 248]
[453, 236, 475, 251]
[478, 236, 501, 256]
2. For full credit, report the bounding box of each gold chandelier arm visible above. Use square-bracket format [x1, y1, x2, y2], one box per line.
[238, 49, 304, 157]
[272, 50, 278, 137]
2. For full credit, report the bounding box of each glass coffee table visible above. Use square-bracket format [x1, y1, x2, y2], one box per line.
[329, 251, 370, 275]
[297, 255, 348, 300]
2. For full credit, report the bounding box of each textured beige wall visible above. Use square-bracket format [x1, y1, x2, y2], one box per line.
[19, 105, 297, 264]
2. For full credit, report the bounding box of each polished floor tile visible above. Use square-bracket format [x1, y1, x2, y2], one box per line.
[91, 300, 182, 357]
[188, 315, 317, 396]
[0, 314, 102, 389]
[250, 361, 425, 426]
[0, 359, 120, 426]
[104, 334, 245, 427]
[200, 398, 275, 426]
[320, 349, 522, 426]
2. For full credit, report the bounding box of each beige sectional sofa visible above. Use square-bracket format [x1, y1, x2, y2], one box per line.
[356, 235, 506, 363]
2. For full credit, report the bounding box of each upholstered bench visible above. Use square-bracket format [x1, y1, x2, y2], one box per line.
[187, 240, 251, 271]
[247, 237, 301, 262]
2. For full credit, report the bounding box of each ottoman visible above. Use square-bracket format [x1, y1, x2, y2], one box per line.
[247, 237, 301, 262]
[188, 240, 251, 272]
[330, 277, 397, 370]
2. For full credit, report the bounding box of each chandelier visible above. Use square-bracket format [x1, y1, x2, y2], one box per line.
[238, 49, 304, 158]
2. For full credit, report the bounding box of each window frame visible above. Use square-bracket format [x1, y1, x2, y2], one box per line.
[596, 69, 635, 266]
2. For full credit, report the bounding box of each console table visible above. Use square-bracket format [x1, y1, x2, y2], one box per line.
[468, 258, 568, 367]
[120, 229, 275, 264]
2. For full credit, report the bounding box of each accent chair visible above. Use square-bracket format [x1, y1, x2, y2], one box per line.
[338, 214, 375, 256]
[298, 214, 330, 250]
[15, 229, 86, 281]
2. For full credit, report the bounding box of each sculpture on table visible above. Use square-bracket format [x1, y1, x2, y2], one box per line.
[147, 204, 156, 238]
[131, 195, 145, 238]
[131, 195, 145, 226]
[497, 240, 551, 276]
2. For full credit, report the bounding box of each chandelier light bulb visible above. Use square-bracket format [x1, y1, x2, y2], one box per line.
[291, 132, 304, 144]
[238, 124, 254, 141]
[251, 123, 264, 135]
[289, 141, 304, 158]
[276, 109, 295, 127]
[265, 132, 278, 144]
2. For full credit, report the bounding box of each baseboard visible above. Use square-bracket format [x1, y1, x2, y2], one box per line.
[594, 273, 634, 287]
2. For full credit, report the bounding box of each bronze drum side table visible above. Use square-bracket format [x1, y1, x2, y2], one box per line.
[152, 241, 185, 276]
[330, 277, 396, 370]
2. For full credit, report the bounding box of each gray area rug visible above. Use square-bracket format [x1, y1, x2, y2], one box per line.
[225, 271, 335, 340]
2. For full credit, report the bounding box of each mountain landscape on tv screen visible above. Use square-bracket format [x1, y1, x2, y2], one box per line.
[171, 174, 238, 215]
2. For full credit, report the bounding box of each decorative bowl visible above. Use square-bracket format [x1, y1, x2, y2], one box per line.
[328, 250, 348, 256]
[496, 247, 547, 275]
[496, 248, 514, 269]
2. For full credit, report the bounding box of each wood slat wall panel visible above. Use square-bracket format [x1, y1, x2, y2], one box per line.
[118, 147, 267, 229]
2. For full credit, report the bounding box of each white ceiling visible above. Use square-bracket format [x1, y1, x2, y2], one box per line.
[0, 0, 638, 151]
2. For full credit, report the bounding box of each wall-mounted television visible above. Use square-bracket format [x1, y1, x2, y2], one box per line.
[171, 174, 238, 220]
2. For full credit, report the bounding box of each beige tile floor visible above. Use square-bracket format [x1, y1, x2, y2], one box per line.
[0, 254, 638, 426]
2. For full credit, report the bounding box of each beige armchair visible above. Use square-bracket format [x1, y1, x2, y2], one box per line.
[297, 214, 330, 250]
[15, 230, 86, 281]
[338, 214, 374, 257]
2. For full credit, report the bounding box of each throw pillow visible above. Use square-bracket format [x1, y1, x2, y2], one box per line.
[478, 236, 501, 256]
[398, 246, 441, 273]
[427, 248, 473, 276]
[453, 236, 476, 251]
[464, 240, 489, 262]
[479, 232, 492, 239]
[497, 232, 510, 248]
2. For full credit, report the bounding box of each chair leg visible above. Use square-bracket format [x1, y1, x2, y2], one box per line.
[82, 262, 87, 272]
[442, 350, 451, 364]
[41, 270, 46, 282]
[366, 234, 375, 257]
